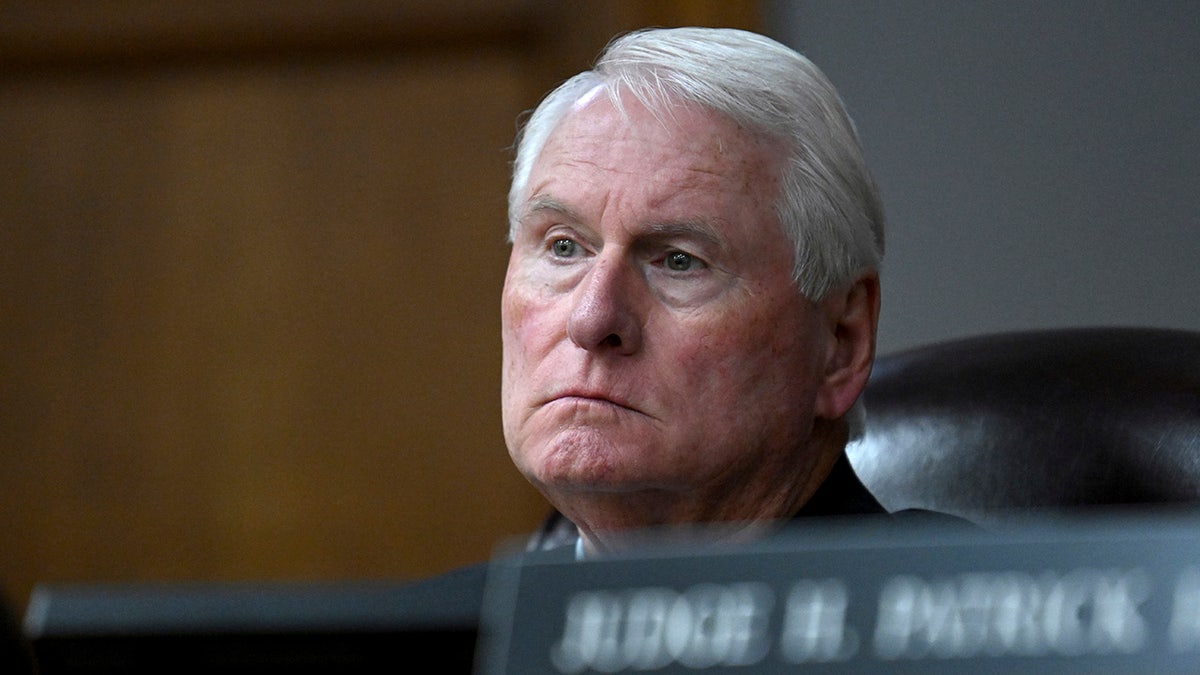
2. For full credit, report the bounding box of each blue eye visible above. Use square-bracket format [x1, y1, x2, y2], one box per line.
[551, 238, 579, 258]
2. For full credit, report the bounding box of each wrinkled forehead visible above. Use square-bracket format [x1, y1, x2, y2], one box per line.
[529, 95, 785, 210]
[541, 86, 786, 186]
[572, 80, 779, 147]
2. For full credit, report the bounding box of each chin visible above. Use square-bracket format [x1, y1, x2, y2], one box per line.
[516, 425, 681, 491]
[529, 456, 657, 495]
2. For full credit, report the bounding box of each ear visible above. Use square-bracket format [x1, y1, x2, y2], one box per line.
[814, 272, 881, 420]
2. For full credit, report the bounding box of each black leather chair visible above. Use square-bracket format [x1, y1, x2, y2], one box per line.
[847, 326, 1200, 528]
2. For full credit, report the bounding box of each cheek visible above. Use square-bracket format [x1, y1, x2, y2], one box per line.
[501, 277, 568, 397]
[500, 291, 533, 401]
[502, 286, 554, 357]
[686, 299, 823, 407]
[499, 287, 524, 353]
[501, 260, 541, 346]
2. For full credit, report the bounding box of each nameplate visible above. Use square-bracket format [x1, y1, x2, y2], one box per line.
[477, 510, 1200, 673]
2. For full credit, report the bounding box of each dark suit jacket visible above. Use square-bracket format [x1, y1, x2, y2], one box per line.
[402, 453, 972, 671]
[524, 452, 893, 554]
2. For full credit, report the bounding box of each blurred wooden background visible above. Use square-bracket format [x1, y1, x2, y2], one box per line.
[0, 1, 761, 609]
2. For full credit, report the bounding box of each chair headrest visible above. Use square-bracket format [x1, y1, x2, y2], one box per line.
[848, 327, 1200, 524]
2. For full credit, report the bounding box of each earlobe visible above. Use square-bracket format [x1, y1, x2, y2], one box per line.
[814, 273, 881, 420]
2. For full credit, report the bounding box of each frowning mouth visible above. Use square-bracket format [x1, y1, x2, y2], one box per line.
[554, 393, 630, 409]
[543, 390, 646, 416]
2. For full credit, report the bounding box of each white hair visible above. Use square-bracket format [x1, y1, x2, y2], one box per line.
[508, 26, 885, 301]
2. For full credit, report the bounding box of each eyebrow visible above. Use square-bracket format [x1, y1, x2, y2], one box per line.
[641, 220, 724, 250]
[520, 193, 725, 248]
[519, 195, 583, 227]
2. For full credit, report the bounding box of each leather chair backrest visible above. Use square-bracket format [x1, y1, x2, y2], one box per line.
[847, 327, 1200, 528]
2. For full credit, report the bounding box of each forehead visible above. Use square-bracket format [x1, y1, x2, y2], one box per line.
[522, 92, 786, 226]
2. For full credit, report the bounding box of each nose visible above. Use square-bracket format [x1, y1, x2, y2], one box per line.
[566, 256, 643, 355]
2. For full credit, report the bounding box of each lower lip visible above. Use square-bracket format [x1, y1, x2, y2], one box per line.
[554, 395, 627, 410]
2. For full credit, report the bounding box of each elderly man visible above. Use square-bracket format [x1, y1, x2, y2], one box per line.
[501, 26, 887, 558]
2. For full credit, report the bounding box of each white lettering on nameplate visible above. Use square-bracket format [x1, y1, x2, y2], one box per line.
[550, 582, 774, 673]
[1169, 566, 1200, 652]
[872, 568, 1150, 659]
[779, 578, 858, 662]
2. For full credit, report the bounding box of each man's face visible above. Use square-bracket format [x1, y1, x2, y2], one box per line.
[501, 91, 837, 535]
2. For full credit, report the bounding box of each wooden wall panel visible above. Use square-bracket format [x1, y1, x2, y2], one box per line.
[0, 53, 542, 605]
[0, 0, 762, 609]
